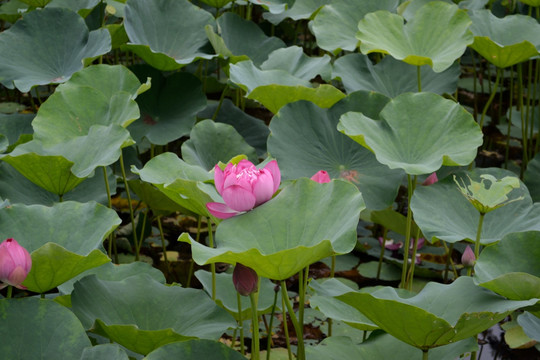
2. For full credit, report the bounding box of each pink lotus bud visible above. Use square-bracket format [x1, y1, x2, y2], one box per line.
[422, 173, 438, 186]
[378, 237, 403, 251]
[233, 263, 258, 296]
[0, 238, 32, 290]
[461, 245, 476, 268]
[207, 160, 281, 219]
[310, 170, 331, 183]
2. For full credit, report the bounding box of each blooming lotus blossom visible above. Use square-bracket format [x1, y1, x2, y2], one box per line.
[206, 160, 281, 219]
[0, 238, 32, 290]
[311, 170, 331, 183]
[461, 245, 476, 268]
[233, 263, 258, 296]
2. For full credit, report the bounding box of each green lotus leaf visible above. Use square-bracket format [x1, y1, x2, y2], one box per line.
[182, 120, 258, 170]
[123, 0, 216, 70]
[0, 7, 111, 92]
[0, 113, 33, 148]
[337, 276, 539, 350]
[129, 65, 207, 145]
[198, 99, 269, 157]
[58, 261, 166, 295]
[128, 179, 190, 216]
[474, 231, 540, 301]
[356, 2, 473, 72]
[199, 0, 233, 7]
[0, 298, 91, 359]
[469, 10, 540, 68]
[310, 0, 399, 53]
[206, 12, 285, 66]
[195, 269, 280, 320]
[263, 0, 326, 25]
[518, 312, 540, 342]
[0, 201, 120, 292]
[19, 0, 50, 6]
[333, 53, 460, 97]
[71, 274, 236, 355]
[338, 92, 482, 175]
[230, 59, 311, 92]
[260, 46, 331, 81]
[132, 152, 220, 218]
[81, 344, 129, 360]
[524, 152, 540, 202]
[267, 94, 403, 210]
[0, 1, 28, 24]
[518, 0, 540, 5]
[179, 178, 365, 280]
[411, 168, 540, 244]
[305, 333, 478, 360]
[145, 339, 247, 360]
[46, 0, 100, 16]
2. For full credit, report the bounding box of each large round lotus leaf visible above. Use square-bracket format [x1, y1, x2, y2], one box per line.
[132, 152, 220, 218]
[71, 274, 236, 355]
[145, 339, 246, 360]
[333, 53, 460, 97]
[58, 261, 166, 295]
[524, 152, 540, 202]
[129, 65, 206, 145]
[356, 2, 473, 72]
[337, 276, 539, 350]
[267, 95, 403, 210]
[261, 46, 331, 81]
[469, 10, 540, 68]
[206, 12, 285, 66]
[81, 344, 129, 360]
[0, 298, 91, 360]
[310, 0, 399, 53]
[128, 179, 189, 216]
[182, 120, 258, 170]
[195, 269, 280, 320]
[198, 99, 269, 157]
[229, 60, 345, 113]
[0, 7, 111, 92]
[123, 0, 216, 71]
[338, 92, 483, 175]
[47, 0, 100, 16]
[0, 201, 120, 292]
[180, 178, 365, 280]
[474, 231, 540, 301]
[411, 168, 540, 244]
[305, 333, 478, 360]
[263, 0, 326, 25]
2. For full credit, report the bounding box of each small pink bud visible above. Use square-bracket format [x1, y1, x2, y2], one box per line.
[0, 238, 32, 290]
[233, 263, 258, 296]
[461, 245, 476, 268]
[422, 173, 438, 186]
[310, 170, 331, 184]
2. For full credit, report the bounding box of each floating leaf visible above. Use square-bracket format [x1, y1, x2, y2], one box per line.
[180, 178, 364, 280]
[0, 7, 111, 91]
[356, 2, 473, 72]
[338, 92, 482, 175]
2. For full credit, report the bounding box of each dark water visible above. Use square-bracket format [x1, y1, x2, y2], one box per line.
[471, 325, 540, 360]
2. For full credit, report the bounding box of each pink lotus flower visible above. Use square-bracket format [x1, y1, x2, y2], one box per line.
[0, 238, 32, 290]
[206, 160, 281, 219]
[461, 245, 476, 268]
[233, 263, 258, 296]
[311, 170, 331, 183]
[422, 172, 438, 186]
[378, 237, 403, 251]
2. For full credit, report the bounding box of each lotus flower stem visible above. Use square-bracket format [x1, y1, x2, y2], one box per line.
[407, 227, 422, 290]
[249, 290, 260, 360]
[236, 292, 245, 355]
[517, 63, 529, 174]
[119, 152, 140, 261]
[297, 267, 307, 354]
[417, 65, 422, 92]
[376, 228, 388, 280]
[479, 67, 501, 129]
[473, 213, 486, 261]
[266, 289, 279, 360]
[281, 293, 293, 360]
[6, 285, 12, 299]
[442, 241, 457, 282]
[280, 280, 304, 360]
[102, 166, 115, 260]
[206, 217, 216, 300]
[532, 59, 539, 156]
[212, 84, 229, 120]
[156, 216, 169, 276]
[400, 174, 416, 289]
[186, 216, 203, 288]
[330, 255, 335, 278]
[422, 349, 429, 360]
[505, 66, 514, 169]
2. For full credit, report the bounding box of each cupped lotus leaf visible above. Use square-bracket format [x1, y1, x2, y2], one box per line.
[230, 60, 311, 92]
[182, 120, 258, 170]
[356, 2, 473, 72]
[206, 12, 285, 66]
[338, 92, 483, 175]
[0, 298, 91, 359]
[469, 10, 540, 68]
[411, 168, 540, 244]
[250, 0, 292, 14]
[195, 270, 281, 320]
[124, 0, 216, 70]
[305, 333, 478, 360]
[58, 261, 166, 295]
[333, 53, 460, 97]
[0, 8, 111, 92]
[0, 201, 120, 292]
[524, 152, 540, 202]
[129, 66, 207, 145]
[474, 231, 540, 301]
[71, 274, 236, 355]
[261, 46, 331, 81]
[263, 0, 326, 25]
[337, 276, 539, 350]
[198, 99, 270, 157]
[132, 152, 220, 218]
[81, 344, 129, 360]
[145, 339, 247, 360]
[180, 178, 365, 280]
[310, 0, 399, 53]
[267, 95, 403, 210]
